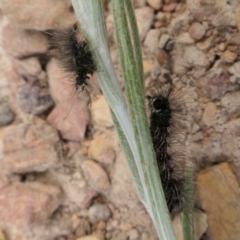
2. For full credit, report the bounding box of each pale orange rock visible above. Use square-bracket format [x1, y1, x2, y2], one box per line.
[0, 230, 6, 240]
[2, 21, 48, 58]
[222, 50, 237, 63]
[202, 102, 217, 127]
[0, 182, 62, 227]
[143, 61, 153, 73]
[147, 0, 162, 10]
[89, 134, 116, 165]
[0, 118, 63, 173]
[47, 100, 89, 142]
[91, 96, 113, 129]
[197, 162, 240, 240]
[82, 160, 110, 192]
[0, 0, 76, 30]
[172, 210, 208, 240]
[135, 7, 154, 41]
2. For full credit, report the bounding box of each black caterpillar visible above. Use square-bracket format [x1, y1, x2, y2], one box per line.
[147, 83, 189, 219]
[49, 23, 97, 92]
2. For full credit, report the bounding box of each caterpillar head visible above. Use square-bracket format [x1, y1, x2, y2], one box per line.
[147, 95, 172, 128]
[147, 95, 171, 114]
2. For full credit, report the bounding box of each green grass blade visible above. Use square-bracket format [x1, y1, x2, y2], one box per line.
[112, 1, 176, 239]
[183, 165, 194, 240]
[71, 0, 144, 204]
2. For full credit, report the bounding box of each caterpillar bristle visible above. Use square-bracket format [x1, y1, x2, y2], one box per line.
[49, 23, 97, 93]
[147, 79, 194, 219]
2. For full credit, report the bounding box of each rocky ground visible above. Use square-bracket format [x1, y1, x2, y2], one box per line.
[0, 0, 240, 239]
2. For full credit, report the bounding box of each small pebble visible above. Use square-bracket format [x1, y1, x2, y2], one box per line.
[222, 50, 237, 63]
[76, 235, 102, 240]
[82, 160, 110, 192]
[202, 102, 217, 127]
[189, 22, 206, 40]
[163, 2, 177, 12]
[96, 221, 106, 230]
[135, 7, 154, 41]
[147, 0, 162, 10]
[127, 228, 139, 240]
[0, 229, 7, 240]
[218, 42, 226, 52]
[18, 83, 54, 115]
[144, 29, 161, 52]
[0, 105, 14, 126]
[88, 204, 111, 224]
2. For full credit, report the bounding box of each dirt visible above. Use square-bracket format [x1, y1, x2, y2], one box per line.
[0, 0, 240, 240]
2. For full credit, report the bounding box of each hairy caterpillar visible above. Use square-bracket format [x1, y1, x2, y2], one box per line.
[49, 23, 97, 93]
[147, 81, 191, 219]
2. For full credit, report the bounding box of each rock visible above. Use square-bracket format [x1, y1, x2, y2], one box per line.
[218, 42, 226, 52]
[46, 58, 72, 103]
[221, 119, 240, 182]
[75, 218, 91, 237]
[127, 228, 139, 240]
[187, 0, 237, 28]
[17, 83, 54, 115]
[13, 57, 42, 82]
[0, 118, 63, 173]
[89, 134, 116, 165]
[76, 235, 103, 240]
[172, 210, 208, 240]
[202, 102, 217, 127]
[47, 60, 90, 142]
[66, 141, 81, 159]
[199, 73, 236, 100]
[229, 33, 240, 45]
[109, 152, 139, 206]
[47, 99, 89, 141]
[158, 34, 171, 49]
[147, 0, 162, 10]
[96, 221, 106, 230]
[197, 163, 240, 240]
[157, 50, 170, 69]
[162, 2, 177, 12]
[132, 0, 146, 8]
[143, 61, 153, 76]
[193, 210, 208, 240]
[228, 61, 240, 78]
[169, 11, 190, 36]
[154, 20, 165, 29]
[91, 96, 113, 129]
[135, 7, 154, 41]
[2, 21, 48, 58]
[221, 92, 240, 120]
[173, 45, 206, 74]
[46, 58, 95, 104]
[0, 182, 62, 227]
[176, 32, 194, 45]
[189, 22, 206, 40]
[222, 50, 237, 63]
[144, 29, 161, 52]
[0, 29, 20, 99]
[196, 35, 214, 51]
[88, 204, 111, 224]
[0, 0, 76, 30]
[0, 230, 7, 240]
[0, 105, 14, 126]
[57, 172, 97, 208]
[81, 160, 110, 192]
